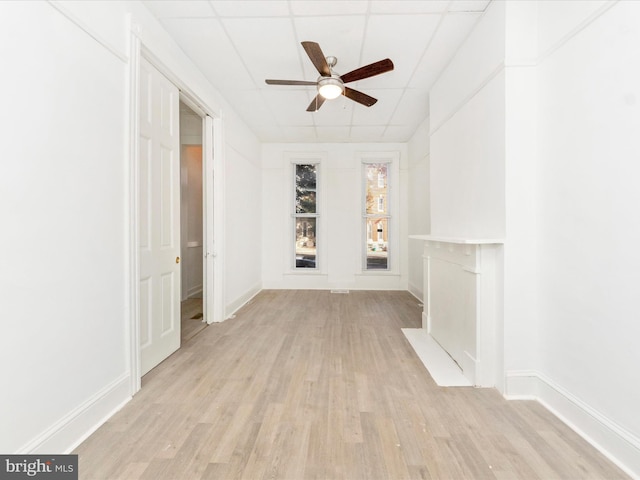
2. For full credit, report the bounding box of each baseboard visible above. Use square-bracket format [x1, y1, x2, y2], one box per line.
[407, 281, 423, 302]
[462, 350, 478, 385]
[225, 283, 262, 320]
[505, 370, 640, 479]
[20, 373, 131, 454]
[187, 286, 203, 298]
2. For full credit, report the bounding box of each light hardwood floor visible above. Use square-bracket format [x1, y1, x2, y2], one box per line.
[75, 290, 629, 479]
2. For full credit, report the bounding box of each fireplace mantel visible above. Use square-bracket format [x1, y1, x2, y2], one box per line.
[410, 235, 503, 386]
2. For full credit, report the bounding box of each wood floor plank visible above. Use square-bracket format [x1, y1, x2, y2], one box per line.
[358, 412, 391, 479]
[75, 290, 630, 479]
[209, 403, 256, 464]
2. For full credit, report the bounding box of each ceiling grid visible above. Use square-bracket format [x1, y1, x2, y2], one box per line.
[144, 0, 490, 142]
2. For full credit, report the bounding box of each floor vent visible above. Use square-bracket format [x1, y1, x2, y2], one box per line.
[331, 289, 350, 294]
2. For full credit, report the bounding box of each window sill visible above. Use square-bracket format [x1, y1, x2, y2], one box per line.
[355, 271, 400, 277]
[285, 270, 328, 276]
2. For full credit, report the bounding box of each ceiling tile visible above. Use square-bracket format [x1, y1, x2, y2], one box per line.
[222, 17, 302, 85]
[262, 90, 319, 125]
[315, 126, 352, 142]
[293, 16, 366, 80]
[409, 12, 481, 89]
[382, 125, 417, 141]
[289, 1, 369, 16]
[279, 126, 320, 142]
[161, 18, 255, 89]
[349, 125, 386, 140]
[142, 1, 215, 18]
[351, 88, 404, 125]
[360, 14, 441, 88]
[210, 0, 290, 17]
[448, 0, 491, 13]
[371, 1, 450, 14]
[389, 88, 429, 125]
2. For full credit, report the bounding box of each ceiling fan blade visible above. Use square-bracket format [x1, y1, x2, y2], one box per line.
[344, 87, 378, 107]
[265, 79, 317, 86]
[340, 58, 394, 84]
[301, 41, 331, 77]
[306, 94, 326, 112]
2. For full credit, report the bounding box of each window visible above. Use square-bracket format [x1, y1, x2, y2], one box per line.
[294, 163, 318, 269]
[364, 163, 389, 270]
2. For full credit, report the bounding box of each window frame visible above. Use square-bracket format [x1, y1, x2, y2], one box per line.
[288, 154, 324, 272]
[359, 152, 399, 273]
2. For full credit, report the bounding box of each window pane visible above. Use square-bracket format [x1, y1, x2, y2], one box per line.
[366, 217, 388, 269]
[365, 164, 388, 214]
[296, 191, 316, 214]
[296, 217, 316, 268]
[296, 164, 317, 213]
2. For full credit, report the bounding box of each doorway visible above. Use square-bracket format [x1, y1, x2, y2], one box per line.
[136, 59, 211, 378]
[131, 51, 224, 392]
[179, 100, 207, 343]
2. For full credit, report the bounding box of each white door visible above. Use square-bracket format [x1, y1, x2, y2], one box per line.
[139, 57, 181, 375]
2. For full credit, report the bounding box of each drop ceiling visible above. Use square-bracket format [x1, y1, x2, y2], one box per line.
[143, 0, 491, 143]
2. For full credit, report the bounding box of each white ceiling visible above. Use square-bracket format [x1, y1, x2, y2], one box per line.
[143, 0, 491, 143]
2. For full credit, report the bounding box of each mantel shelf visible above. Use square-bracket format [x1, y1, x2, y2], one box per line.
[409, 234, 504, 245]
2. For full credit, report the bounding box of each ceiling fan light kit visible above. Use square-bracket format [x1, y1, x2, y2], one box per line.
[265, 41, 394, 112]
[318, 77, 344, 99]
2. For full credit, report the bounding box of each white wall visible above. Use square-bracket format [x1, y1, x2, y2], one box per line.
[0, 0, 261, 454]
[429, 1, 506, 239]
[0, 1, 129, 453]
[428, 0, 640, 475]
[224, 111, 262, 315]
[261, 143, 408, 291]
[407, 117, 430, 300]
[532, 1, 640, 474]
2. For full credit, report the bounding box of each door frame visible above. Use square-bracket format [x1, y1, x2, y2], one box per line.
[127, 31, 225, 394]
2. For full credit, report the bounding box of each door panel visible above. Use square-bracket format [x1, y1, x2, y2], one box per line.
[139, 277, 152, 348]
[139, 57, 181, 376]
[160, 272, 175, 334]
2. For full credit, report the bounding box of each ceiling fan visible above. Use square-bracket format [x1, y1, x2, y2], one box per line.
[265, 41, 394, 112]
